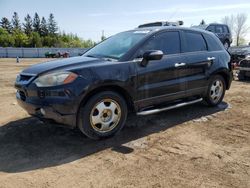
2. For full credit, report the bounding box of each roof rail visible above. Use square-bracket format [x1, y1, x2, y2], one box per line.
[138, 21, 184, 28]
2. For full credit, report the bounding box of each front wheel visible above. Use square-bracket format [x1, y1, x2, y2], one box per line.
[78, 91, 128, 139]
[204, 75, 226, 106]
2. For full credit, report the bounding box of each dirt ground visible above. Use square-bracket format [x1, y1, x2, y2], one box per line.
[0, 58, 249, 188]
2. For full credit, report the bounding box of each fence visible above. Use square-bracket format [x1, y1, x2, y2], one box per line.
[0, 47, 88, 58]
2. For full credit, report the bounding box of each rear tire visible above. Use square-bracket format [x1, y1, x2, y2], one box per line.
[78, 91, 128, 140]
[204, 75, 226, 106]
[223, 41, 230, 50]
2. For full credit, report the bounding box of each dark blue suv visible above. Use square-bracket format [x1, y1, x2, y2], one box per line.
[15, 27, 233, 139]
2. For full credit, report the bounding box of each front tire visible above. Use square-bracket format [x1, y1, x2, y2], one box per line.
[78, 91, 128, 139]
[204, 75, 226, 106]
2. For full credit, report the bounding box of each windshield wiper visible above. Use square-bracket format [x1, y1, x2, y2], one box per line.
[86, 55, 98, 58]
[86, 54, 118, 61]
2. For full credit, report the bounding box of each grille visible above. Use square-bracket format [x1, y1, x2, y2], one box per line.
[231, 54, 245, 62]
[240, 60, 250, 68]
[19, 90, 26, 101]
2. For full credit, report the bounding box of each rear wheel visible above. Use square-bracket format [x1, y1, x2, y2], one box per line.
[78, 91, 128, 139]
[204, 75, 226, 106]
[223, 41, 230, 50]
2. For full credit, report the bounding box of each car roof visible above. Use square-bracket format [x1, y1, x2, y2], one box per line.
[129, 26, 213, 35]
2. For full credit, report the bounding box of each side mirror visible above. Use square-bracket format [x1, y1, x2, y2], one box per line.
[140, 50, 163, 67]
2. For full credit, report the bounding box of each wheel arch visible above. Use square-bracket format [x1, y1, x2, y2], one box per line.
[76, 84, 135, 129]
[211, 69, 231, 90]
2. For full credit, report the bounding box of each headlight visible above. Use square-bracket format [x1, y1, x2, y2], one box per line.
[34, 71, 78, 87]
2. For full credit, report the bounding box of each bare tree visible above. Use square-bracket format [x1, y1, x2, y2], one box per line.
[221, 15, 234, 33]
[234, 13, 249, 46]
[222, 14, 249, 46]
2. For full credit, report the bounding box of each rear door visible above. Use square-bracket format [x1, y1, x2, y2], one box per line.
[181, 31, 212, 96]
[135, 31, 187, 108]
[215, 25, 225, 42]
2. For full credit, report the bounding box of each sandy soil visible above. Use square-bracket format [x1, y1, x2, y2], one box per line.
[0, 58, 249, 188]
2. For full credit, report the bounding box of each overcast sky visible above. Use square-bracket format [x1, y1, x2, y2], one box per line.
[1, 0, 250, 42]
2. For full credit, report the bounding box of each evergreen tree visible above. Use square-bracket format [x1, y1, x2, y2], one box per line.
[40, 17, 48, 36]
[33, 12, 41, 34]
[12, 12, 21, 30]
[23, 14, 33, 35]
[0, 17, 12, 33]
[48, 13, 58, 35]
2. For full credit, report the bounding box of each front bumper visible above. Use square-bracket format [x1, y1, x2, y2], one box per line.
[16, 91, 77, 128]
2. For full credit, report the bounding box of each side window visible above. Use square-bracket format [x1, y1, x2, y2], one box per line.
[206, 25, 215, 32]
[223, 26, 229, 33]
[203, 33, 224, 51]
[215, 26, 224, 33]
[140, 31, 181, 55]
[184, 32, 207, 52]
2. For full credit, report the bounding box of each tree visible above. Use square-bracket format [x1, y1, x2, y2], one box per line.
[40, 17, 48, 36]
[0, 28, 15, 47]
[221, 15, 234, 33]
[23, 14, 33, 35]
[0, 17, 12, 33]
[12, 12, 21, 30]
[48, 13, 58, 35]
[234, 13, 249, 46]
[33, 12, 41, 34]
[13, 29, 28, 47]
[29, 32, 42, 47]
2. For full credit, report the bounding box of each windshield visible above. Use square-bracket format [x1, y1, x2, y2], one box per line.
[83, 31, 148, 60]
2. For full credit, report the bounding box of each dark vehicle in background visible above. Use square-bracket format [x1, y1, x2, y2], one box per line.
[15, 27, 233, 139]
[192, 23, 232, 49]
[229, 45, 250, 80]
[45, 51, 69, 58]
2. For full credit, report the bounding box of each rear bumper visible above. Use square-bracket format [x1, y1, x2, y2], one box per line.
[16, 92, 77, 128]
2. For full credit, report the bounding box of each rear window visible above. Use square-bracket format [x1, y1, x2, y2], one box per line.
[203, 33, 224, 51]
[184, 32, 207, 52]
[215, 25, 224, 33]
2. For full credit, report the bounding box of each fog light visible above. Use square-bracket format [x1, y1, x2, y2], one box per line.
[40, 108, 46, 115]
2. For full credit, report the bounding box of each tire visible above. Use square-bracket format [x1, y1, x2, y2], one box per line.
[204, 75, 226, 106]
[223, 41, 230, 50]
[238, 71, 246, 81]
[78, 91, 128, 139]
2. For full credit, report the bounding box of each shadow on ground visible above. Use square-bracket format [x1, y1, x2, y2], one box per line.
[0, 102, 229, 173]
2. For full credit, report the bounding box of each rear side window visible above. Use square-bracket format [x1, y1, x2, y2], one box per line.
[141, 31, 181, 55]
[215, 25, 224, 33]
[223, 26, 229, 33]
[203, 33, 224, 51]
[184, 32, 207, 52]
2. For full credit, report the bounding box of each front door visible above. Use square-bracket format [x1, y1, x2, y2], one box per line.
[134, 31, 187, 109]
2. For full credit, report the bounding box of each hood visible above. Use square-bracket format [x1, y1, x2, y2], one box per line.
[22, 56, 105, 75]
[229, 46, 250, 55]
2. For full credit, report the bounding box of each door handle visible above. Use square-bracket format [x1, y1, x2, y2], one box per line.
[175, 63, 186, 67]
[207, 57, 216, 61]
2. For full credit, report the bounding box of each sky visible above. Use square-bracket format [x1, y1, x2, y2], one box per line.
[0, 0, 250, 42]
